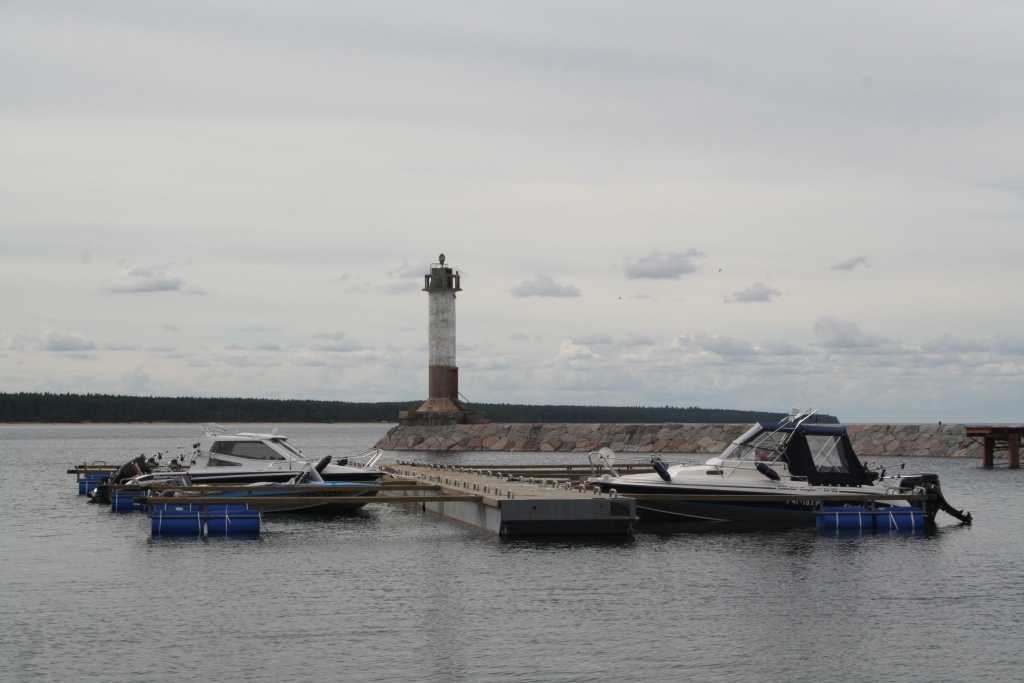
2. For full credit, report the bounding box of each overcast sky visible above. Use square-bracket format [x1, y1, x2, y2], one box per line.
[1, 1, 1022, 422]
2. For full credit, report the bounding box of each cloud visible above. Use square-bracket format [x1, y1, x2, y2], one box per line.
[759, 341, 806, 356]
[101, 342, 141, 351]
[218, 354, 283, 367]
[383, 281, 420, 295]
[1, 333, 29, 350]
[42, 329, 95, 352]
[388, 260, 427, 279]
[509, 275, 581, 298]
[556, 339, 598, 361]
[726, 282, 782, 303]
[292, 355, 329, 367]
[509, 333, 529, 341]
[920, 333, 1024, 355]
[245, 325, 281, 332]
[692, 333, 757, 357]
[102, 265, 184, 293]
[119, 365, 151, 394]
[630, 293, 654, 300]
[623, 249, 706, 280]
[310, 332, 364, 352]
[813, 316, 899, 350]
[225, 342, 282, 351]
[621, 335, 655, 347]
[571, 333, 613, 345]
[830, 256, 869, 271]
[400, 326, 416, 332]
[920, 335, 991, 354]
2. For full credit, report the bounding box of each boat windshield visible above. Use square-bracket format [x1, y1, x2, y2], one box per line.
[721, 427, 791, 464]
[272, 439, 302, 456]
[210, 440, 286, 461]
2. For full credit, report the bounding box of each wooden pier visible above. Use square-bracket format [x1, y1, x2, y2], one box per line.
[966, 426, 1022, 469]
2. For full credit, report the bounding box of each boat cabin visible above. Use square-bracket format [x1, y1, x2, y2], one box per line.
[717, 423, 870, 486]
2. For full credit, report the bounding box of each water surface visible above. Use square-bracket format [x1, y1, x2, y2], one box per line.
[1, 423, 1020, 683]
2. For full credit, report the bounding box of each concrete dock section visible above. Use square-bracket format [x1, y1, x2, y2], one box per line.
[386, 461, 636, 536]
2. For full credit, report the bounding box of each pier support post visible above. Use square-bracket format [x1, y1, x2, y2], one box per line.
[983, 437, 995, 469]
[1009, 432, 1020, 470]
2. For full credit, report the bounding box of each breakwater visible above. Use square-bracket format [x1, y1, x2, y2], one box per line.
[375, 423, 981, 457]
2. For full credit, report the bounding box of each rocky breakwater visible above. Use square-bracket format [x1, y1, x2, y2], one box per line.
[375, 422, 983, 458]
[846, 424, 978, 458]
[375, 423, 752, 453]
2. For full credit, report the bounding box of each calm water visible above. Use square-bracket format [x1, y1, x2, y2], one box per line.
[1, 423, 1021, 683]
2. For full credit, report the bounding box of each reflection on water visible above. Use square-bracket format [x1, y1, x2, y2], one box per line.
[1, 423, 1022, 683]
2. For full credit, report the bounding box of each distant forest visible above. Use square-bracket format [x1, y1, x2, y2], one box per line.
[0, 393, 838, 425]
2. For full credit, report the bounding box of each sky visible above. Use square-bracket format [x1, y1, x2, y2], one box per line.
[1, 1, 1022, 422]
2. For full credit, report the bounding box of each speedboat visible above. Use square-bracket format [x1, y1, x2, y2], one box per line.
[589, 410, 972, 527]
[186, 425, 384, 486]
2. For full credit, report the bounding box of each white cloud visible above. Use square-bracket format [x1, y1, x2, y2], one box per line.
[726, 282, 782, 303]
[1, 333, 29, 350]
[383, 281, 420, 295]
[571, 333, 614, 345]
[42, 329, 95, 352]
[831, 256, 870, 271]
[692, 333, 758, 357]
[225, 342, 282, 351]
[102, 342, 141, 351]
[509, 275, 581, 298]
[623, 249, 706, 280]
[813, 316, 900, 350]
[308, 332, 367, 353]
[509, 333, 529, 341]
[556, 339, 599, 361]
[621, 335, 655, 347]
[759, 341, 806, 356]
[388, 260, 427, 279]
[102, 265, 184, 293]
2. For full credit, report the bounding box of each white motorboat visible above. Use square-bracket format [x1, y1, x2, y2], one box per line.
[186, 425, 384, 486]
[589, 410, 972, 526]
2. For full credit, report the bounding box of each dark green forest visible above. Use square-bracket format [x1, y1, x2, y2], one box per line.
[0, 393, 838, 424]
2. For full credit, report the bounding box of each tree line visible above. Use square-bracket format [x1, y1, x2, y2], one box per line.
[0, 392, 837, 424]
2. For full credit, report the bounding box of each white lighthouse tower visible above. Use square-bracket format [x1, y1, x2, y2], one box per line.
[417, 253, 463, 417]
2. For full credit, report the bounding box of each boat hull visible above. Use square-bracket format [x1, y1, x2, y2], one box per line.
[595, 482, 909, 526]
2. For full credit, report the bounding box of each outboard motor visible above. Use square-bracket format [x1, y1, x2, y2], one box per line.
[89, 455, 153, 505]
[899, 474, 972, 524]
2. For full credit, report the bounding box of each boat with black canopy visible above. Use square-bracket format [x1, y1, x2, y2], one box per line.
[589, 409, 972, 527]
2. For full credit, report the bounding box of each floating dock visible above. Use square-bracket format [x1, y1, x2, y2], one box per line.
[387, 461, 637, 536]
[70, 460, 946, 538]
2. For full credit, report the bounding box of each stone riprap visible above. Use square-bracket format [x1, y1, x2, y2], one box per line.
[375, 422, 981, 458]
[846, 424, 978, 458]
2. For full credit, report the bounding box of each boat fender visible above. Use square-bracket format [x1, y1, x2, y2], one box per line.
[755, 462, 781, 481]
[314, 455, 332, 472]
[651, 458, 672, 482]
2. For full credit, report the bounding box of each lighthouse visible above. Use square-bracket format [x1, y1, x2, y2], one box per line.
[417, 254, 463, 416]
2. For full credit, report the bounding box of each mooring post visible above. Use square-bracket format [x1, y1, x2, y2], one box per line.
[1008, 432, 1020, 470]
[983, 436, 995, 469]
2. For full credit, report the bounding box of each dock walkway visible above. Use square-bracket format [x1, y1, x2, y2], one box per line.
[387, 461, 637, 536]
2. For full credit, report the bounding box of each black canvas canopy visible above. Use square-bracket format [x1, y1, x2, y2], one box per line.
[754, 423, 869, 486]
